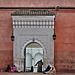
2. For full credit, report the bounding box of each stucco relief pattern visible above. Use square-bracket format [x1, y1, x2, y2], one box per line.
[12, 16, 55, 71]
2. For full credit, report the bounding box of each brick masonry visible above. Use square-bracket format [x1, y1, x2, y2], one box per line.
[0, 50, 13, 70]
[0, 0, 75, 7]
[54, 9, 75, 72]
[54, 51, 75, 72]
[0, 8, 75, 72]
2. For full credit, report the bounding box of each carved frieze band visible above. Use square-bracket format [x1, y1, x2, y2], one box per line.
[13, 20, 54, 28]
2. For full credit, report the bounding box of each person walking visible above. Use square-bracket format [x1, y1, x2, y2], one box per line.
[35, 59, 43, 72]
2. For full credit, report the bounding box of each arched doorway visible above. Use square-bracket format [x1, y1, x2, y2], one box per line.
[12, 10, 55, 71]
[24, 42, 43, 72]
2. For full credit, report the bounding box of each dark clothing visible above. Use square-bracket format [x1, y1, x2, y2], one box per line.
[43, 65, 51, 73]
[35, 60, 43, 72]
[5, 65, 11, 72]
[43, 64, 54, 74]
[30, 66, 33, 72]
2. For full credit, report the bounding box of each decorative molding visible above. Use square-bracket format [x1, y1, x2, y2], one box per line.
[13, 15, 54, 71]
[12, 16, 55, 29]
[21, 38, 46, 58]
[13, 20, 54, 28]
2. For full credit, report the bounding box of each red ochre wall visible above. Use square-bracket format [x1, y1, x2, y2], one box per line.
[0, 0, 75, 7]
[0, 9, 75, 72]
[0, 9, 13, 70]
[54, 9, 75, 72]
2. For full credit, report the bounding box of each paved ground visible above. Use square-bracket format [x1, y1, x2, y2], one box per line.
[0, 72, 75, 75]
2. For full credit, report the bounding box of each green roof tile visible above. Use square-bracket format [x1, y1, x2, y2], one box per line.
[11, 9, 55, 16]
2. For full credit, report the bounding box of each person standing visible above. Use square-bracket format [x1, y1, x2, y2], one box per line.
[35, 59, 43, 72]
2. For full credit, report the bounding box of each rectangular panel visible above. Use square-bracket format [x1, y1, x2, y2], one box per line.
[16, 26, 19, 28]
[42, 26, 45, 28]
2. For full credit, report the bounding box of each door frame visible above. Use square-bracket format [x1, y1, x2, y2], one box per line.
[23, 41, 45, 72]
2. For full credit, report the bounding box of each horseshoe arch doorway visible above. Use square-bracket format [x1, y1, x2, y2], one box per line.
[24, 42, 44, 72]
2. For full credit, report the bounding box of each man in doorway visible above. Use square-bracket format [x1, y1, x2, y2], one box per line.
[35, 59, 43, 72]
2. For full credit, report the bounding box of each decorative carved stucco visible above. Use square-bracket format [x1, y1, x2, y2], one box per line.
[12, 15, 55, 71]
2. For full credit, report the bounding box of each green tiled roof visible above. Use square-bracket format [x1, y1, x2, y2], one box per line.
[11, 9, 55, 16]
